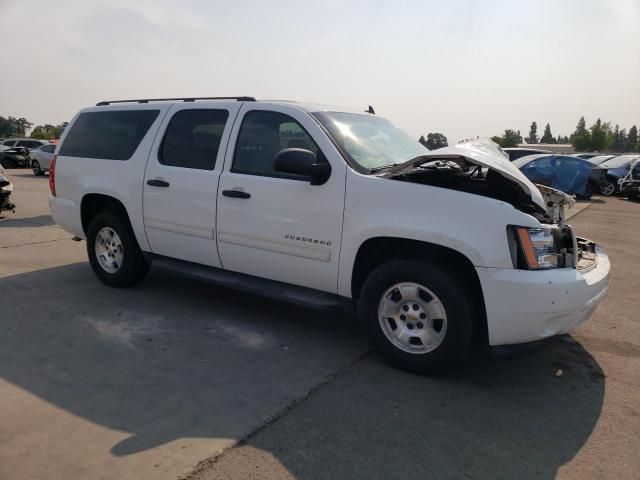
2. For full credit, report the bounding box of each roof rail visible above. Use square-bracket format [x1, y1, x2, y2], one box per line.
[96, 96, 256, 106]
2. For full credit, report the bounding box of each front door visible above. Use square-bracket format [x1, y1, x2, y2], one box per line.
[143, 103, 240, 267]
[216, 104, 347, 293]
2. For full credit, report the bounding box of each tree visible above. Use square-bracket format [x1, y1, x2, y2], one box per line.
[571, 116, 592, 151]
[423, 132, 448, 150]
[589, 118, 612, 152]
[540, 123, 555, 143]
[627, 125, 638, 152]
[609, 125, 628, 152]
[491, 129, 522, 148]
[526, 122, 538, 144]
[418, 135, 427, 148]
[0, 116, 11, 137]
[31, 123, 67, 140]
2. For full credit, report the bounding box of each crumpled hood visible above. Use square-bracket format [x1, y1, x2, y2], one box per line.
[384, 139, 546, 210]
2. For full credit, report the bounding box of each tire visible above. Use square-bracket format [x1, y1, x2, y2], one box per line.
[32, 160, 44, 176]
[86, 211, 150, 287]
[357, 259, 476, 375]
[600, 179, 616, 197]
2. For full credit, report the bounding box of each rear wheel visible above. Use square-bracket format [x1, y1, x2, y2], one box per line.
[576, 183, 593, 200]
[86, 212, 150, 287]
[357, 259, 476, 374]
[32, 160, 44, 176]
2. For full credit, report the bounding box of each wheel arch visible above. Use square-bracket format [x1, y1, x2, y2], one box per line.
[350, 236, 488, 345]
[81, 193, 134, 236]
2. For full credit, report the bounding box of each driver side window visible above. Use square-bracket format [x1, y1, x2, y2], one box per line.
[232, 111, 320, 178]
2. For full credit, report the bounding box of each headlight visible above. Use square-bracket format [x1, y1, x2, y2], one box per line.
[508, 226, 570, 269]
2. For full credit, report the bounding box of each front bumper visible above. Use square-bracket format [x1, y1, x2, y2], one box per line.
[621, 182, 640, 196]
[476, 242, 610, 346]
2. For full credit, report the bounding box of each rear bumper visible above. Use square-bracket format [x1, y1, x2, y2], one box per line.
[477, 244, 610, 346]
[49, 196, 85, 239]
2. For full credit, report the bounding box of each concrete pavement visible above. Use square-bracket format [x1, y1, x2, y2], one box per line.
[1, 170, 639, 480]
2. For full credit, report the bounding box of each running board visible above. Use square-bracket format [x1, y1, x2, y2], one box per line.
[151, 255, 348, 311]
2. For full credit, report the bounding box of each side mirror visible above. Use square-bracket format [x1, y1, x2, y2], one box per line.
[273, 148, 331, 185]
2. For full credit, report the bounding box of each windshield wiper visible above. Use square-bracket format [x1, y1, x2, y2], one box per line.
[369, 163, 399, 173]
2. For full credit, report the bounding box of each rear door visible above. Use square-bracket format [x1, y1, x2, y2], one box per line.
[142, 102, 240, 267]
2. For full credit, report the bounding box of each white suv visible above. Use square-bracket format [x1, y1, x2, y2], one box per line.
[49, 97, 610, 374]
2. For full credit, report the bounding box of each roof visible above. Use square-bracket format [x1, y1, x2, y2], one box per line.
[92, 97, 371, 115]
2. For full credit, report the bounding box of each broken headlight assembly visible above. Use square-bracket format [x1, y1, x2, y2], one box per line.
[507, 225, 576, 270]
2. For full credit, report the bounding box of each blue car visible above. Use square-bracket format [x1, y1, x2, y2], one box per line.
[513, 154, 607, 200]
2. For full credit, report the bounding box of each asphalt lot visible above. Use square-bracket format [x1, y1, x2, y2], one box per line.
[1, 170, 639, 480]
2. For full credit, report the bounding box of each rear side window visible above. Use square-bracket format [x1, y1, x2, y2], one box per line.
[19, 140, 44, 148]
[59, 110, 159, 160]
[159, 109, 229, 170]
[43, 144, 56, 153]
[3, 140, 15, 146]
[232, 110, 318, 177]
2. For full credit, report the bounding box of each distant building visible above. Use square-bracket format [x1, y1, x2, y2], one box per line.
[518, 143, 574, 154]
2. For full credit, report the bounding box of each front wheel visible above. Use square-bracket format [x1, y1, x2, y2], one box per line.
[357, 259, 476, 374]
[86, 212, 150, 287]
[600, 180, 616, 196]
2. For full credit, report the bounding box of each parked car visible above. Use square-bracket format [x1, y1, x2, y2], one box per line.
[513, 154, 606, 200]
[619, 158, 640, 200]
[1, 138, 50, 150]
[584, 154, 616, 165]
[49, 97, 610, 374]
[597, 154, 640, 196]
[29, 143, 56, 175]
[0, 144, 30, 168]
[573, 153, 601, 160]
[503, 147, 552, 161]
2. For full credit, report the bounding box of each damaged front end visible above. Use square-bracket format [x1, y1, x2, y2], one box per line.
[380, 140, 598, 271]
[0, 168, 16, 214]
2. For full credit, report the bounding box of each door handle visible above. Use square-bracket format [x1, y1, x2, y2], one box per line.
[222, 189, 251, 199]
[147, 179, 170, 187]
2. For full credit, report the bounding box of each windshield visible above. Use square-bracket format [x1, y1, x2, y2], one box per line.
[312, 112, 427, 170]
[600, 155, 639, 169]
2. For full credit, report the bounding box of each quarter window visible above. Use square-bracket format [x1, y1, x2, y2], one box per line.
[59, 110, 160, 160]
[160, 109, 229, 170]
[232, 111, 319, 177]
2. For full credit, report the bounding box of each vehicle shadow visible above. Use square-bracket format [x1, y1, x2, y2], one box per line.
[243, 339, 605, 480]
[0, 263, 604, 480]
[0, 262, 365, 458]
[3, 170, 47, 178]
[0, 214, 55, 227]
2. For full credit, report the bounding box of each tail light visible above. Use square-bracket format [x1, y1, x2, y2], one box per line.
[49, 154, 57, 196]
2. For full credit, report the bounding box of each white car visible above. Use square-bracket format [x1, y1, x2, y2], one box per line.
[0, 164, 15, 213]
[30, 143, 57, 175]
[49, 97, 610, 374]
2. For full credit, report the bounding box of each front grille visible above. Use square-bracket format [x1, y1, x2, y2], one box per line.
[576, 237, 597, 271]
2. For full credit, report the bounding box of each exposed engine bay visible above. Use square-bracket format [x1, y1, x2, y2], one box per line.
[384, 159, 557, 221]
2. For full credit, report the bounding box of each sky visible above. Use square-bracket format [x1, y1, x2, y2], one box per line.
[1, 0, 639, 143]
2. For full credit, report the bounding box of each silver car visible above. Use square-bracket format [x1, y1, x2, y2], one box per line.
[29, 144, 56, 175]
